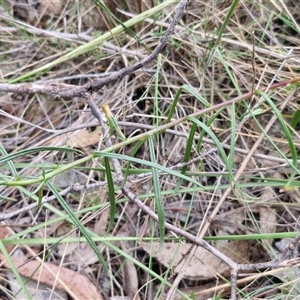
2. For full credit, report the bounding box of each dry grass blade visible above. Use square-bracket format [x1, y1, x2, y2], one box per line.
[1, 0, 300, 299]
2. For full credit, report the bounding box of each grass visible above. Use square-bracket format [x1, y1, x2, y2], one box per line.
[0, 0, 300, 299]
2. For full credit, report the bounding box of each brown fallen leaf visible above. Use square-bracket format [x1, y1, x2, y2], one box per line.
[7, 249, 68, 300]
[67, 128, 102, 148]
[38, 0, 64, 16]
[141, 240, 249, 280]
[259, 173, 281, 248]
[0, 225, 102, 299]
[0, 253, 103, 300]
[46, 128, 102, 149]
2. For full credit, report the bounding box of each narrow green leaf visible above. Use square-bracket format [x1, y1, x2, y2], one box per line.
[46, 181, 110, 274]
[196, 107, 225, 153]
[185, 116, 235, 185]
[2, 155, 92, 187]
[165, 85, 210, 125]
[0, 143, 20, 180]
[102, 104, 126, 141]
[290, 109, 300, 132]
[104, 157, 116, 233]
[92, 0, 142, 44]
[181, 85, 211, 107]
[229, 103, 236, 171]
[216, 48, 242, 95]
[37, 186, 43, 211]
[256, 90, 299, 186]
[165, 86, 183, 125]
[154, 54, 162, 127]
[148, 136, 165, 249]
[204, 0, 239, 70]
[93, 151, 204, 188]
[175, 121, 197, 191]
[0, 147, 81, 165]
[122, 138, 147, 186]
[0, 241, 32, 299]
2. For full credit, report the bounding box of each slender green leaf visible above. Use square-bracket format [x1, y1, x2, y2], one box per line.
[0, 147, 81, 165]
[92, 0, 142, 44]
[229, 103, 236, 171]
[148, 136, 165, 248]
[185, 116, 235, 185]
[175, 121, 197, 191]
[165, 85, 210, 125]
[290, 109, 300, 132]
[204, 0, 239, 70]
[256, 90, 299, 186]
[3, 232, 299, 246]
[154, 54, 162, 127]
[0, 241, 32, 299]
[196, 107, 225, 153]
[102, 104, 126, 141]
[46, 181, 110, 274]
[216, 47, 242, 95]
[93, 151, 204, 188]
[104, 156, 116, 233]
[122, 138, 147, 186]
[2, 155, 92, 186]
[0, 143, 20, 180]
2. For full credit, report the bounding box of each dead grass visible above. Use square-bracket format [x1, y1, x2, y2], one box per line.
[1, 0, 300, 299]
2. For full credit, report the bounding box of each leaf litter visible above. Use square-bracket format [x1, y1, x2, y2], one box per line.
[0, 0, 300, 299]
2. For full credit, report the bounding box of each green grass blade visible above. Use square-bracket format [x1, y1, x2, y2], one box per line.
[290, 109, 300, 132]
[165, 86, 183, 125]
[45, 181, 110, 275]
[256, 90, 299, 186]
[104, 156, 116, 233]
[165, 84, 210, 125]
[181, 85, 211, 107]
[196, 107, 225, 153]
[229, 103, 237, 171]
[185, 116, 235, 184]
[204, 0, 240, 70]
[0, 143, 20, 180]
[153, 54, 162, 127]
[93, 151, 204, 188]
[175, 121, 197, 191]
[122, 138, 147, 186]
[2, 155, 91, 187]
[0, 147, 81, 165]
[148, 136, 165, 248]
[92, 0, 142, 44]
[0, 241, 32, 299]
[216, 47, 242, 95]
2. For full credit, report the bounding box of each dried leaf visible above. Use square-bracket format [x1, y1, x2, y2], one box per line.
[259, 182, 279, 247]
[7, 249, 67, 300]
[71, 243, 105, 267]
[38, 0, 64, 16]
[121, 242, 140, 300]
[47, 127, 102, 149]
[1, 253, 103, 300]
[67, 128, 102, 148]
[51, 169, 87, 188]
[126, 0, 140, 14]
[141, 240, 249, 280]
[94, 207, 109, 237]
[141, 0, 154, 12]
